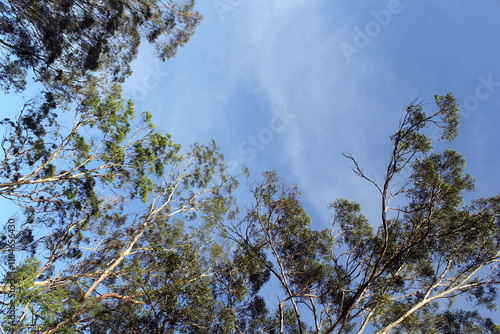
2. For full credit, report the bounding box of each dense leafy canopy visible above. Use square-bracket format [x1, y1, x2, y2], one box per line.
[0, 86, 241, 333]
[0, 0, 201, 101]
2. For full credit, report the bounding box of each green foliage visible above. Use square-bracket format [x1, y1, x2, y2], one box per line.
[0, 80, 243, 332]
[329, 199, 374, 260]
[0, 0, 202, 102]
[217, 94, 500, 334]
[434, 93, 460, 141]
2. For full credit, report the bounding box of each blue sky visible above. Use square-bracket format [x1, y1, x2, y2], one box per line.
[122, 0, 500, 229]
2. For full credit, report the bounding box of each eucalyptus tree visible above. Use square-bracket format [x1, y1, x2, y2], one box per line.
[0, 85, 241, 333]
[0, 0, 201, 101]
[221, 93, 500, 333]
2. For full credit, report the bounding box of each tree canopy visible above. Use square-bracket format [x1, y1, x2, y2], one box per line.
[1, 90, 499, 333]
[215, 94, 500, 333]
[0, 85, 241, 333]
[0, 0, 201, 101]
